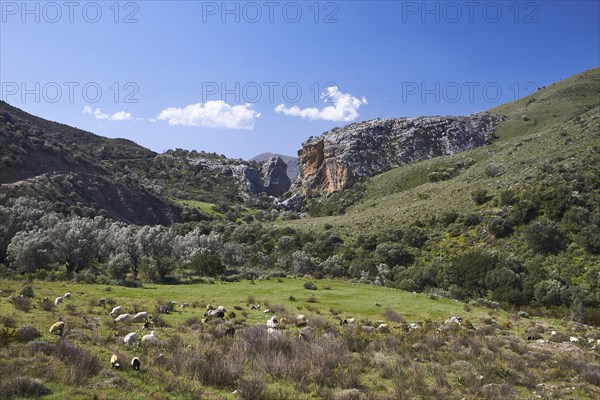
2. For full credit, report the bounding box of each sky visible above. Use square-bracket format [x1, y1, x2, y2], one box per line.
[1, 0, 599, 159]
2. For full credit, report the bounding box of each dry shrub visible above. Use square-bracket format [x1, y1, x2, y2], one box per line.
[15, 326, 41, 342]
[428, 363, 449, 388]
[55, 340, 102, 384]
[0, 376, 51, 398]
[381, 308, 406, 323]
[237, 372, 266, 400]
[12, 297, 32, 312]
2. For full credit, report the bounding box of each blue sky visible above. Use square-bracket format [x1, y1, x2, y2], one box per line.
[1, 1, 599, 159]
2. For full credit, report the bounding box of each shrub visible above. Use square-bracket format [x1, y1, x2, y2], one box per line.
[304, 281, 318, 290]
[306, 295, 318, 303]
[12, 297, 32, 312]
[15, 326, 41, 342]
[485, 163, 502, 177]
[471, 187, 492, 205]
[0, 376, 51, 398]
[576, 224, 600, 254]
[237, 372, 266, 400]
[525, 219, 567, 254]
[19, 285, 34, 298]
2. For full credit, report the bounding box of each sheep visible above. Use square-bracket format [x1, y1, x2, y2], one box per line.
[63, 292, 71, 298]
[340, 318, 355, 325]
[131, 357, 141, 371]
[42, 297, 49, 303]
[143, 321, 154, 329]
[158, 305, 170, 314]
[250, 304, 261, 310]
[124, 332, 138, 346]
[141, 330, 159, 345]
[180, 303, 190, 309]
[296, 315, 308, 327]
[114, 314, 131, 323]
[109, 306, 122, 317]
[362, 326, 376, 333]
[406, 323, 419, 330]
[111, 354, 120, 369]
[445, 316, 462, 325]
[217, 305, 226, 312]
[133, 311, 149, 322]
[54, 296, 63, 306]
[376, 323, 390, 333]
[262, 308, 272, 314]
[570, 336, 579, 343]
[49, 321, 65, 336]
[266, 316, 279, 329]
[204, 309, 225, 319]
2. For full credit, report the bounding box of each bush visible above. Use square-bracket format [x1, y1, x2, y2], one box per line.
[15, 326, 41, 342]
[0, 376, 51, 398]
[12, 297, 32, 312]
[525, 219, 567, 254]
[576, 224, 600, 254]
[471, 187, 492, 205]
[485, 163, 502, 177]
[303, 281, 318, 290]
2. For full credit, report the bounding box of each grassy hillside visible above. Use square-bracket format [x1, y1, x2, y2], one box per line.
[282, 67, 600, 234]
[1, 277, 599, 399]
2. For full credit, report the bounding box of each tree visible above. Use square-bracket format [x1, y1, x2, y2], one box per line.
[107, 253, 130, 281]
[525, 218, 568, 254]
[375, 242, 414, 267]
[7, 229, 53, 273]
[189, 250, 223, 277]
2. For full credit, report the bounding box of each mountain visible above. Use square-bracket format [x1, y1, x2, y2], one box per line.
[282, 67, 600, 231]
[0, 102, 290, 224]
[250, 152, 299, 181]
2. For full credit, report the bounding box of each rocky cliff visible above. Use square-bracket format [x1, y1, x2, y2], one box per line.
[295, 113, 504, 195]
[188, 156, 291, 197]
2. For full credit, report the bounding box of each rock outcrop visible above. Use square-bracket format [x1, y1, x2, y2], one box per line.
[295, 113, 504, 195]
[189, 156, 291, 198]
[260, 157, 291, 197]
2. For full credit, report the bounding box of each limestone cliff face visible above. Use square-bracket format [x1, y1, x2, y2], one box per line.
[296, 114, 504, 195]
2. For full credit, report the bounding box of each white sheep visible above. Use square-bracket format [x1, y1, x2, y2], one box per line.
[133, 311, 149, 322]
[109, 306, 122, 317]
[131, 357, 141, 371]
[142, 330, 159, 345]
[114, 313, 131, 323]
[54, 296, 63, 306]
[217, 305, 226, 312]
[124, 332, 138, 346]
[180, 303, 190, 309]
[111, 354, 120, 369]
[266, 316, 279, 329]
[49, 321, 65, 336]
[63, 292, 71, 298]
[296, 315, 308, 327]
[570, 336, 579, 343]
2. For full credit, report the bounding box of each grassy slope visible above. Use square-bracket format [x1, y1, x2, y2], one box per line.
[0, 277, 580, 400]
[280, 67, 600, 235]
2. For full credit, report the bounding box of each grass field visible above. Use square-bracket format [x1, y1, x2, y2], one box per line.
[1, 277, 599, 399]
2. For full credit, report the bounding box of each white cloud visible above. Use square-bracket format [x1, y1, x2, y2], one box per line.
[83, 106, 133, 121]
[157, 100, 260, 130]
[275, 86, 367, 122]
